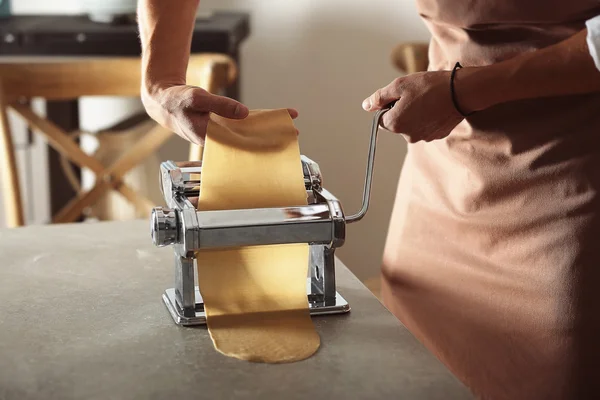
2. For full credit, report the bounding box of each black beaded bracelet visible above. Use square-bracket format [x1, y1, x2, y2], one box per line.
[450, 62, 475, 117]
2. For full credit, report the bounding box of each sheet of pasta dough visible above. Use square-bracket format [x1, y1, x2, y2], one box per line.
[196, 109, 320, 363]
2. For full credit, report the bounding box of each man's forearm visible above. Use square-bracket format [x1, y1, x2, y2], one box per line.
[138, 0, 200, 93]
[457, 29, 600, 113]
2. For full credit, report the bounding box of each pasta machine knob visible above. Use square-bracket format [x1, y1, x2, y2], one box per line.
[151, 207, 178, 247]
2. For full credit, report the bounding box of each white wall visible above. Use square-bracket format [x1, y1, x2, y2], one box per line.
[6, 0, 430, 280]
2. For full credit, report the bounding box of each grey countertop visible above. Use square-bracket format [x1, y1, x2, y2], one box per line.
[0, 220, 471, 400]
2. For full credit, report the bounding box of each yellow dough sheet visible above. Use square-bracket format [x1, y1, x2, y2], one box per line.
[196, 109, 320, 363]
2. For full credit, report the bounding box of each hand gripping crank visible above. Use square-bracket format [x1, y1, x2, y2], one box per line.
[346, 101, 396, 223]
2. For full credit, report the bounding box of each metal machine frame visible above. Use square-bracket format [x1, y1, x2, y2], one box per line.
[150, 107, 391, 325]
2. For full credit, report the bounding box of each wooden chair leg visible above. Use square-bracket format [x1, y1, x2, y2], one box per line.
[53, 124, 173, 223]
[116, 183, 156, 217]
[0, 102, 25, 227]
[52, 182, 111, 223]
[390, 42, 429, 74]
[9, 103, 169, 224]
[11, 104, 105, 174]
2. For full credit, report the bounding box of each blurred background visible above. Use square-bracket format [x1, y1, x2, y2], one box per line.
[0, 0, 430, 287]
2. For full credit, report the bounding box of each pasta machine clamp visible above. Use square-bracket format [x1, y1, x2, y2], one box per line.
[150, 106, 392, 326]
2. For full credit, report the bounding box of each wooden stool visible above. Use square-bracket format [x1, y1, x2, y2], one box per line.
[0, 54, 237, 228]
[390, 42, 429, 74]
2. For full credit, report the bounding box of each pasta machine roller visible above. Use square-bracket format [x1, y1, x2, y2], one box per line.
[150, 107, 391, 326]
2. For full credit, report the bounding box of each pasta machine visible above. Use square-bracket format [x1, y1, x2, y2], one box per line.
[150, 107, 391, 326]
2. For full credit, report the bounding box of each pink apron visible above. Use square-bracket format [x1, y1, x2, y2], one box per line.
[382, 1, 600, 398]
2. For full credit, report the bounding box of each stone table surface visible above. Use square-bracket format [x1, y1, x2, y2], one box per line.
[0, 220, 472, 400]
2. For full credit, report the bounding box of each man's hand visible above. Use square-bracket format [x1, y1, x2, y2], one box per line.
[142, 83, 299, 145]
[362, 71, 464, 143]
[362, 28, 600, 144]
[137, 0, 299, 145]
[142, 84, 248, 145]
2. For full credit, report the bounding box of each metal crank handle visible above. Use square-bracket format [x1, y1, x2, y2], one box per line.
[346, 100, 397, 223]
